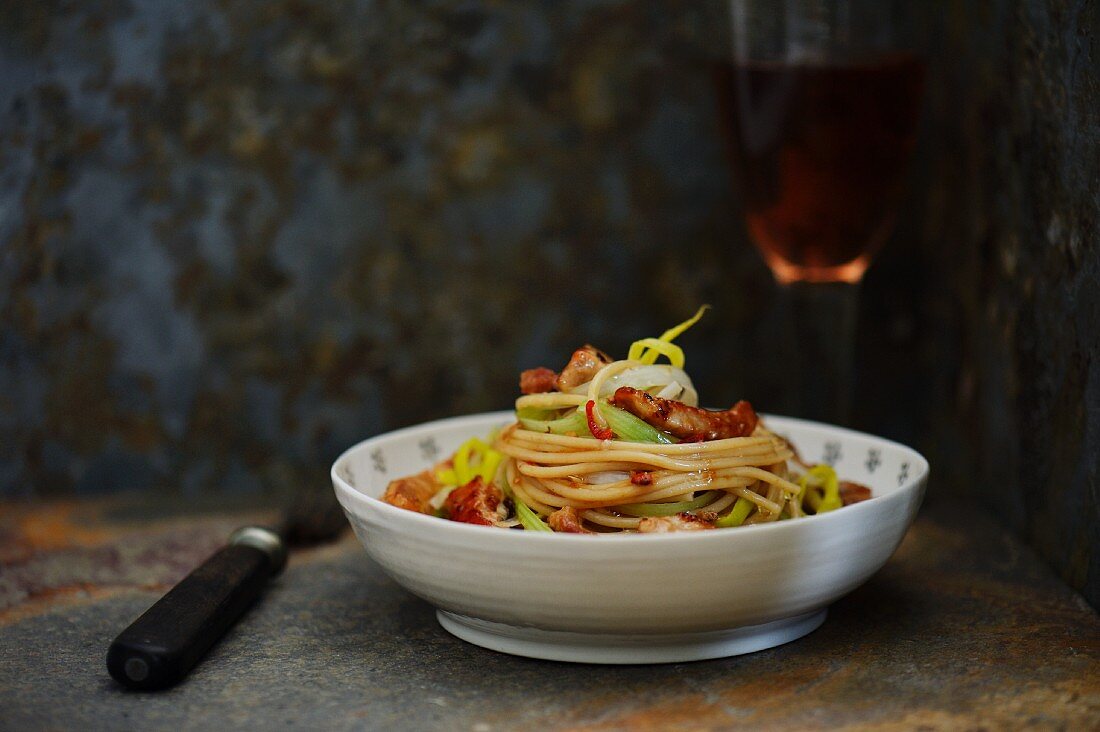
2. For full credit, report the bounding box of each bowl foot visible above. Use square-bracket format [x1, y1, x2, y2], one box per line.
[436, 609, 827, 664]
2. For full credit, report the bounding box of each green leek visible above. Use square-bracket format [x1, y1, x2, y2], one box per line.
[478, 450, 503, 482]
[627, 305, 709, 366]
[516, 406, 556, 421]
[597, 402, 675, 444]
[513, 493, 553, 532]
[627, 337, 686, 367]
[716, 497, 754, 528]
[616, 491, 719, 517]
[497, 470, 553, 532]
[437, 436, 504, 487]
[452, 437, 484, 484]
[799, 465, 841, 514]
[517, 410, 588, 435]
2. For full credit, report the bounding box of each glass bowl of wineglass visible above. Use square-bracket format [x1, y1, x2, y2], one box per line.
[715, 0, 925, 423]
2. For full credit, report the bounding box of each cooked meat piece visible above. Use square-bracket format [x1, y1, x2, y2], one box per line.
[444, 476, 503, 525]
[520, 367, 559, 394]
[547, 506, 594, 534]
[610, 387, 758, 441]
[381, 467, 441, 514]
[629, 470, 653, 486]
[556, 345, 612, 391]
[637, 511, 718, 533]
[840, 481, 873, 506]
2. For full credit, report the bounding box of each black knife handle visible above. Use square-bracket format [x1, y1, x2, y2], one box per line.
[107, 526, 287, 690]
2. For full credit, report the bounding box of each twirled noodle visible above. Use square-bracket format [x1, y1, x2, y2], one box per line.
[380, 310, 868, 532]
[495, 422, 801, 532]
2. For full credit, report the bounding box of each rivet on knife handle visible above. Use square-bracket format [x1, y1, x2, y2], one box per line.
[106, 526, 286, 690]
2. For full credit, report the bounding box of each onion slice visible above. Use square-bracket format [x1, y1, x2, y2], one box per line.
[565, 365, 699, 406]
[586, 470, 630, 485]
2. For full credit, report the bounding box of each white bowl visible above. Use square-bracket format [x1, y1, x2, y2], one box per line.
[331, 411, 928, 664]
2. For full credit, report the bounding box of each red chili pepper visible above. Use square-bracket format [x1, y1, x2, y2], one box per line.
[630, 470, 653, 486]
[585, 400, 614, 440]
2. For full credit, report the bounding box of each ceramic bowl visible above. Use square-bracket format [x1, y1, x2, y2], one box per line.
[331, 411, 928, 664]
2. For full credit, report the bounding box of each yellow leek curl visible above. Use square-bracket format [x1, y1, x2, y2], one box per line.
[627, 305, 710, 367]
[799, 464, 842, 514]
[436, 436, 504, 487]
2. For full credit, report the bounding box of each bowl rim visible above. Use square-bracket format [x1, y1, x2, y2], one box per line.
[331, 410, 930, 544]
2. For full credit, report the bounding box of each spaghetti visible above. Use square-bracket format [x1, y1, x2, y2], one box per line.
[497, 423, 801, 530]
[380, 306, 871, 533]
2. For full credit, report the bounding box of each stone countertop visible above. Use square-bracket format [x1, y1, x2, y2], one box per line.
[1, 494, 1097, 731]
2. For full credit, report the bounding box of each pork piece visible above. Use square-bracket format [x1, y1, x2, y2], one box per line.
[444, 476, 503, 525]
[839, 481, 873, 506]
[637, 511, 718, 533]
[381, 460, 452, 513]
[556, 345, 612, 391]
[520, 366, 558, 394]
[547, 506, 594, 534]
[610, 387, 758, 441]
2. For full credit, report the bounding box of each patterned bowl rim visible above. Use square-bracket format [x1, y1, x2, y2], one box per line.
[331, 410, 930, 543]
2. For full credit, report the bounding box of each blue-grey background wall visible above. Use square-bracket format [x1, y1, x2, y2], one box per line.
[1, 1, 1097, 604]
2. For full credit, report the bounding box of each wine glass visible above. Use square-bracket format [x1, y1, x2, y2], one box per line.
[717, 0, 924, 423]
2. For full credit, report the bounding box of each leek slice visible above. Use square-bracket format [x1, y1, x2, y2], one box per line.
[439, 436, 504, 487]
[515, 406, 556, 421]
[452, 437, 482, 484]
[657, 304, 710, 343]
[716, 497, 754, 528]
[563, 364, 699, 407]
[799, 464, 841, 514]
[597, 402, 675, 444]
[517, 410, 588, 435]
[627, 305, 709, 366]
[478, 450, 503, 482]
[513, 493, 553, 532]
[627, 338, 685, 367]
[616, 491, 720, 517]
[496, 468, 552, 532]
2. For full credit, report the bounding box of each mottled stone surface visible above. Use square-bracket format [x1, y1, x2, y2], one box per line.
[0, 1, 1097, 606]
[0, 494, 1098, 730]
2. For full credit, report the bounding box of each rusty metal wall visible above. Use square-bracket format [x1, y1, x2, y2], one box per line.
[1, 2, 1097, 604]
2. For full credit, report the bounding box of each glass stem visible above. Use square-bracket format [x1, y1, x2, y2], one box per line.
[780, 281, 859, 425]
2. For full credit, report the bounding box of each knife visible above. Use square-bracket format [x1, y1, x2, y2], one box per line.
[106, 487, 347, 690]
